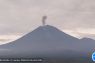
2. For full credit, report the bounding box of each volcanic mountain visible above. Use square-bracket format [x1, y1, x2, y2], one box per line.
[0, 25, 95, 58]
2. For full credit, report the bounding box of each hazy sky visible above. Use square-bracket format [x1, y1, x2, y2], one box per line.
[0, 0, 95, 44]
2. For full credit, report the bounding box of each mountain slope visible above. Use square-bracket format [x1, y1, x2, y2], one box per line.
[0, 25, 79, 49]
[0, 25, 94, 58]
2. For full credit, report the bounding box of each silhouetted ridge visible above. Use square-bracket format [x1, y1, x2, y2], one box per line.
[0, 25, 79, 49]
[0, 25, 95, 58]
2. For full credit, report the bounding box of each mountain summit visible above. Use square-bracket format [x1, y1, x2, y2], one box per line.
[0, 25, 95, 58]
[0, 25, 79, 49]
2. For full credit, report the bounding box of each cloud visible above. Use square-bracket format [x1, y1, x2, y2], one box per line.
[0, 35, 21, 45]
[0, 0, 94, 38]
[63, 28, 95, 39]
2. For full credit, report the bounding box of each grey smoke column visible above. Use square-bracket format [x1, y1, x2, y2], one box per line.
[42, 16, 47, 26]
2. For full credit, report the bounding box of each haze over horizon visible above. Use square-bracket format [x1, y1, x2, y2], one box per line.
[0, 0, 95, 44]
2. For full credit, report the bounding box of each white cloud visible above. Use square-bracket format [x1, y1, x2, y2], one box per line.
[0, 34, 21, 45]
[63, 28, 95, 39]
[0, 0, 94, 42]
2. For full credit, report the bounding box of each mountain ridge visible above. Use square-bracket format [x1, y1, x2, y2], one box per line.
[0, 25, 94, 58]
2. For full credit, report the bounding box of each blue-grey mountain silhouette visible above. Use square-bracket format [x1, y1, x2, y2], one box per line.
[0, 25, 94, 61]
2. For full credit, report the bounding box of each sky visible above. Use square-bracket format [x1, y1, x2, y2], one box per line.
[0, 0, 95, 44]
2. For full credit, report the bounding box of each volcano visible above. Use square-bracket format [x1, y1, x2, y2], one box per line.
[0, 25, 94, 59]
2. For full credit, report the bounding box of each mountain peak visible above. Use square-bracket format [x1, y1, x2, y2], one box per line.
[0, 25, 95, 58]
[39, 25, 58, 29]
[0, 25, 79, 48]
